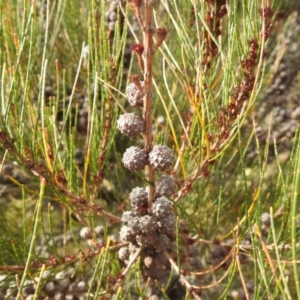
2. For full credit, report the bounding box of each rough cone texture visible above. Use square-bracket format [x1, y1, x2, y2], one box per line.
[149, 145, 174, 171]
[126, 82, 144, 107]
[142, 252, 169, 280]
[119, 225, 136, 243]
[129, 187, 148, 212]
[152, 197, 173, 218]
[117, 113, 144, 137]
[139, 215, 158, 234]
[122, 146, 148, 171]
[155, 175, 177, 196]
[119, 193, 176, 252]
[121, 211, 135, 224]
[158, 214, 176, 237]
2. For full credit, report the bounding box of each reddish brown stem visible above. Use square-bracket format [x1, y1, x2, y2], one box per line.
[143, 1, 156, 208]
[131, 43, 145, 73]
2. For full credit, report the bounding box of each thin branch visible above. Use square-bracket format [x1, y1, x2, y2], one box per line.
[164, 251, 202, 300]
[143, 0, 156, 208]
[122, 248, 142, 276]
[187, 245, 234, 276]
[236, 254, 250, 300]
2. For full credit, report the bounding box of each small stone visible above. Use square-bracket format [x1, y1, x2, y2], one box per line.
[55, 270, 67, 280]
[77, 280, 87, 293]
[79, 227, 92, 239]
[108, 21, 115, 31]
[117, 113, 144, 137]
[143, 256, 153, 268]
[54, 293, 65, 300]
[0, 275, 7, 287]
[149, 145, 174, 171]
[58, 278, 71, 293]
[291, 107, 300, 119]
[261, 212, 271, 227]
[45, 86, 56, 98]
[42, 269, 51, 279]
[109, 11, 117, 21]
[44, 281, 56, 297]
[75, 149, 84, 165]
[189, 256, 202, 269]
[6, 281, 17, 297]
[22, 280, 35, 296]
[279, 71, 287, 79]
[122, 146, 148, 171]
[95, 225, 104, 237]
[66, 295, 79, 300]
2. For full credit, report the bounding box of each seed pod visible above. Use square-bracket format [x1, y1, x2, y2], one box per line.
[143, 252, 169, 280]
[117, 113, 144, 137]
[149, 145, 174, 171]
[152, 197, 173, 218]
[119, 225, 136, 243]
[139, 215, 158, 234]
[126, 82, 144, 107]
[155, 175, 177, 196]
[129, 187, 148, 211]
[126, 216, 141, 232]
[121, 212, 141, 232]
[122, 146, 148, 171]
[154, 234, 172, 251]
[136, 232, 159, 248]
[157, 214, 176, 237]
[121, 211, 136, 225]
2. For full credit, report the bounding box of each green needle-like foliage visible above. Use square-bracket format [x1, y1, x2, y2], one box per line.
[0, 0, 299, 299]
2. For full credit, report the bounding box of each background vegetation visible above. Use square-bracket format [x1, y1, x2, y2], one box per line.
[0, 0, 299, 299]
